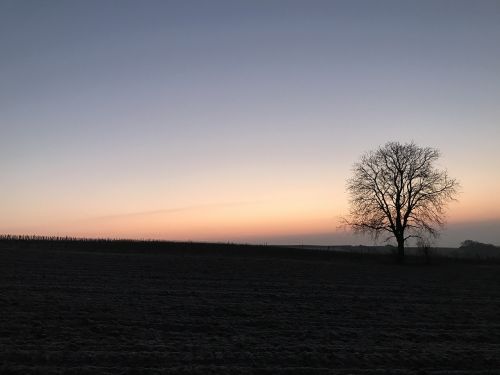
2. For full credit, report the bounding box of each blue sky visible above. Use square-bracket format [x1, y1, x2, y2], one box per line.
[1, 0, 499, 246]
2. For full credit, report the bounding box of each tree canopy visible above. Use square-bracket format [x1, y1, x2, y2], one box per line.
[344, 141, 459, 260]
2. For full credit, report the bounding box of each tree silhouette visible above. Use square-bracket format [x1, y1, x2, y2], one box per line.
[344, 141, 459, 261]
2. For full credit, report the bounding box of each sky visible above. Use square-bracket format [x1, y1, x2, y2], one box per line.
[1, 0, 499, 247]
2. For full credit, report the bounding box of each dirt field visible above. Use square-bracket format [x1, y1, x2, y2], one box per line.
[1, 241, 500, 374]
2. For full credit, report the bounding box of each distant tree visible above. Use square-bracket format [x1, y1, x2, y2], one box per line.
[416, 237, 433, 265]
[459, 240, 499, 259]
[343, 141, 459, 262]
[460, 240, 496, 249]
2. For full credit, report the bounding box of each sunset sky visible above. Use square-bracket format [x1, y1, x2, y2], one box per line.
[1, 0, 499, 246]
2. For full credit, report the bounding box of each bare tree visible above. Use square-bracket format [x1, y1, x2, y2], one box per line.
[344, 141, 459, 262]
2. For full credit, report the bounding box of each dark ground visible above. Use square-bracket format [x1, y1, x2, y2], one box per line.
[1, 240, 500, 374]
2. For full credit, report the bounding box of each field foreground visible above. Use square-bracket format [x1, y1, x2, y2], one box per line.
[1, 240, 500, 374]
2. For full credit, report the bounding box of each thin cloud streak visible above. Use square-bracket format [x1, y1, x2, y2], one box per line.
[88, 201, 265, 221]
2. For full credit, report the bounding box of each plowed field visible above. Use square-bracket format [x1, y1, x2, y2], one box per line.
[1, 242, 499, 374]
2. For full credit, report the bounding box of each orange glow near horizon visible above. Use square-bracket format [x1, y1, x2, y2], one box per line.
[1, 155, 499, 245]
[1, 182, 499, 244]
[0, 183, 339, 241]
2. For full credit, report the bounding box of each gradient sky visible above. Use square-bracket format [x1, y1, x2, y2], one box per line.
[1, 0, 499, 246]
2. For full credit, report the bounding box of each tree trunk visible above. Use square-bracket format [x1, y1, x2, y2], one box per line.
[396, 236, 405, 263]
